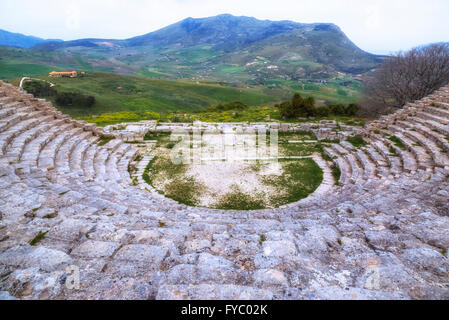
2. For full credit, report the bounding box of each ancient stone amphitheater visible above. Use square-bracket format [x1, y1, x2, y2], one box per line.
[0, 80, 448, 300]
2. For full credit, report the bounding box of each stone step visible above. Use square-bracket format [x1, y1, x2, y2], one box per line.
[405, 121, 449, 153]
[0, 116, 48, 156]
[56, 131, 94, 175]
[20, 123, 74, 166]
[3, 117, 60, 162]
[403, 128, 449, 168]
[410, 117, 449, 136]
[354, 149, 377, 179]
[370, 139, 402, 176]
[38, 127, 85, 169]
[425, 105, 449, 118]
[382, 129, 426, 171]
[432, 101, 449, 110]
[416, 110, 449, 125]
[70, 135, 99, 173]
[323, 146, 351, 186]
[331, 144, 364, 184]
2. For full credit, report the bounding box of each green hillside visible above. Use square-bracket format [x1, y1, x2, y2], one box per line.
[5, 70, 362, 126]
[29, 72, 279, 117]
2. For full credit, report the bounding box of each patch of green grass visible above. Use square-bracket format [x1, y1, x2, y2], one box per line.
[331, 164, 341, 185]
[29, 231, 48, 246]
[97, 135, 115, 146]
[164, 177, 204, 207]
[263, 159, 323, 207]
[389, 136, 405, 149]
[389, 146, 399, 157]
[43, 211, 58, 219]
[214, 185, 265, 210]
[321, 152, 332, 162]
[346, 135, 368, 148]
[143, 132, 324, 210]
[259, 234, 267, 246]
[0, 60, 58, 79]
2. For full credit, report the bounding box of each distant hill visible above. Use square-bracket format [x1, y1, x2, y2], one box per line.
[0, 29, 61, 48]
[30, 14, 381, 78]
[125, 14, 306, 50]
[0, 14, 383, 97]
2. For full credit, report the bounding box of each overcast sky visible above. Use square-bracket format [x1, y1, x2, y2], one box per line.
[1, 0, 448, 54]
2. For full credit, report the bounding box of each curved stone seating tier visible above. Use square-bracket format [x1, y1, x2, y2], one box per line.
[70, 134, 99, 174]
[405, 121, 449, 153]
[0, 81, 448, 300]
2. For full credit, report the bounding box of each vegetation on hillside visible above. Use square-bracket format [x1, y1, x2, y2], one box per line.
[26, 72, 278, 117]
[23, 80, 95, 108]
[362, 43, 449, 117]
[276, 92, 359, 119]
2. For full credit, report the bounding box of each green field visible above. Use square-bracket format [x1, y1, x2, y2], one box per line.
[0, 61, 60, 79]
[1, 43, 364, 123]
[27, 72, 278, 117]
[7, 69, 364, 126]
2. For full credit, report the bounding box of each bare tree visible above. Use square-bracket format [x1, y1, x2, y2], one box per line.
[361, 43, 449, 117]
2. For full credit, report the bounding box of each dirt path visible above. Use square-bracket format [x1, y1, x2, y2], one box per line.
[19, 77, 55, 89]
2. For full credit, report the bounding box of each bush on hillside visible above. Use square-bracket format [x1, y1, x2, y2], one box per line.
[55, 92, 95, 108]
[277, 93, 359, 119]
[206, 101, 248, 112]
[23, 80, 56, 98]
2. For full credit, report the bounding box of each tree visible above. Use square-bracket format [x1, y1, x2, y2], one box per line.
[291, 93, 306, 117]
[302, 96, 316, 117]
[345, 103, 359, 116]
[362, 43, 449, 117]
[23, 81, 55, 97]
[55, 92, 95, 108]
[278, 93, 318, 119]
[329, 104, 346, 115]
[278, 101, 294, 119]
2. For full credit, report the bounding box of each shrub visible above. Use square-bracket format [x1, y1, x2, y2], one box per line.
[315, 106, 330, 117]
[328, 104, 346, 115]
[277, 93, 358, 119]
[23, 81, 55, 97]
[278, 101, 295, 119]
[206, 101, 248, 112]
[345, 103, 359, 116]
[278, 93, 317, 119]
[55, 91, 95, 108]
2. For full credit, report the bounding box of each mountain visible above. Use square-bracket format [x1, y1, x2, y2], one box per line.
[0, 14, 383, 100]
[125, 14, 306, 50]
[31, 14, 381, 77]
[0, 29, 61, 48]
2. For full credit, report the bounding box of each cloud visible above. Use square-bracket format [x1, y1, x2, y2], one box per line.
[364, 5, 381, 31]
[65, 3, 81, 31]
